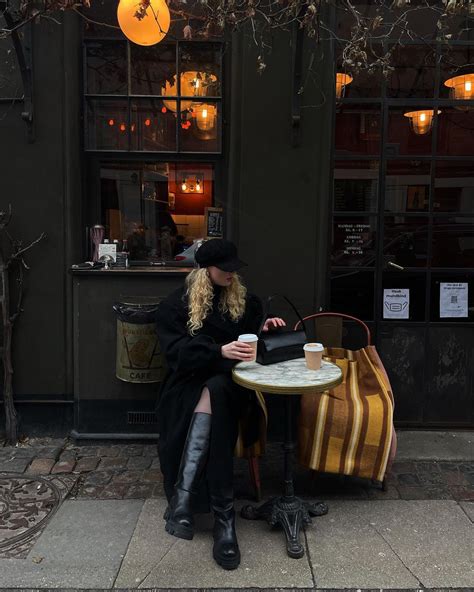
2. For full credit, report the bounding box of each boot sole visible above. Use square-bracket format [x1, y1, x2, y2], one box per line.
[165, 519, 194, 541]
[213, 549, 241, 570]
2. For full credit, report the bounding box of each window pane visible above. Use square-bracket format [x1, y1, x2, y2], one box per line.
[86, 99, 129, 150]
[130, 99, 177, 151]
[130, 44, 176, 95]
[179, 43, 221, 97]
[332, 216, 377, 266]
[387, 45, 436, 99]
[335, 105, 381, 156]
[334, 160, 378, 212]
[387, 107, 434, 156]
[385, 160, 430, 212]
[436, 108, 474, 156]
[434, 161, 474, 212]
[330, 270, 375, 320]
[179, 101, 221, 152]
[86, 41, 127, 95]
[432, 217, 474, 268]
[335, 44, 382, 99]
[382, 273, 426, 321]
[384, 215, 429, 268]
[99, 162, 214, 262]
[385, 2, 439, 41]
[430, 274, 474, 321]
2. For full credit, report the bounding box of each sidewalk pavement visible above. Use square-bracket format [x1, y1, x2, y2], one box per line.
[0, 430, 473, 590]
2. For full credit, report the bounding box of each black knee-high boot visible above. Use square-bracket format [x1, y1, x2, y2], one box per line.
[210, 486, 240, 570]
[165, 412, 211, 540]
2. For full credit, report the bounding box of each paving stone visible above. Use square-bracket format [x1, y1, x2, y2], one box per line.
[76, 484, 105, 498]
[122, 444, 144, 457]
[51, 459, 76, 474]
[451, 487, 474, 501]
[127, 456, 152, 470]
[110, 470, 143, 484]
[124, 482, 156, 498]
[391, 461, 417, 473]
[74, 445, 100, 457]
[150, 457, 161, 469]
[59, 450, 76, 462]
[83, 470, 114, 486]
[397, 485, 431, 500]
[367, 484, 401, 500]
[98, 456, 128, 470]
[0, 458, 31, 473]
[397, 473, 422, 486]
[459, 501, 474, 522]
[25, 458, 55, 475]
[98, 446, 119, 457]
[73, 456, 100, 473]
[142, 444, 158, 457]
[142, 469, 162, 482]
[101, 483, 130, 499]
[7, 448, 37, 459]
[35, 446, 62, 460]
[152, 482, 165, 497]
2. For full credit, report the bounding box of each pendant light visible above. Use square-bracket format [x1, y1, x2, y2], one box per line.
[335, 73, 353, 99]
[404, 109, 440, 135]
[117, 0, 170, 46]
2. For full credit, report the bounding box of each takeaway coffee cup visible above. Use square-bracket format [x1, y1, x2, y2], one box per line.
[238, 333, 258, 361]
[304, 343, 324, 370]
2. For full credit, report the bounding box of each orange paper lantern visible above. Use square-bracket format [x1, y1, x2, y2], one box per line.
[117, 0, 170, 46]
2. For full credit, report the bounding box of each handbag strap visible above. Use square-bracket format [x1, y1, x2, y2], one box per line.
[258, 294, 307, 336]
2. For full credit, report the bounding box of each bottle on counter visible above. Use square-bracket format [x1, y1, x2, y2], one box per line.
[115, 238, 129, 268]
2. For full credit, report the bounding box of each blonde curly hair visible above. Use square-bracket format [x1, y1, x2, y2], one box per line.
[185, 268, 247, 335]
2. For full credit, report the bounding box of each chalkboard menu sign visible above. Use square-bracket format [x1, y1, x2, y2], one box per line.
[205, 207, 223, 238]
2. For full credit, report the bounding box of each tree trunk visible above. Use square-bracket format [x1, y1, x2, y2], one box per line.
[1, 263, 18, 445]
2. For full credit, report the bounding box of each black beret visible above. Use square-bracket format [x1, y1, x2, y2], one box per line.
[195, 239, 247, 272]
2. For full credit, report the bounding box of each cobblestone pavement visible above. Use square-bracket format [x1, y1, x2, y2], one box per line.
[0, 437, 473, 501]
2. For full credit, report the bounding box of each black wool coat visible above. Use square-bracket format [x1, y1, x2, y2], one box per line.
[155, 285, 264, 504]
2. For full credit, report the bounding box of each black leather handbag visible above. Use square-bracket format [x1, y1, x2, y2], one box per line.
[256, 295, 307, 365]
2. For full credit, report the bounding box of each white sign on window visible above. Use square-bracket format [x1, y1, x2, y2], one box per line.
[383, 288, 410, 319]
[440, 282, 468, 318]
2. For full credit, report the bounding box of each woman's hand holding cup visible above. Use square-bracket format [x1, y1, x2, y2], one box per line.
[221, 335, 258, 361]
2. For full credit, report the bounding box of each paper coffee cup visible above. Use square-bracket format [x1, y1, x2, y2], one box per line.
[304, 342, 324, 370]
[238, 333, 258, 361]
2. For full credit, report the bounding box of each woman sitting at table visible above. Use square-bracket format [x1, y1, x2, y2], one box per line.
[155, 239, 285, 570]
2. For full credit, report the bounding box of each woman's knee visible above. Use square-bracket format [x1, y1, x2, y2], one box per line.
[194, 386, 212, 414]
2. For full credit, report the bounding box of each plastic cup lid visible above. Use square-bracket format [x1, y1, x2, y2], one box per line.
[238, 334, 258, 342]
[304, 343, 324, 352]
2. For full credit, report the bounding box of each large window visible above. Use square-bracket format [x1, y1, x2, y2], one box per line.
[94, 161, 215, 262]
[84, 41, 223, 153]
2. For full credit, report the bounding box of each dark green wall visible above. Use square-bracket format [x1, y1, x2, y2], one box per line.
[0, 13, 82, 399]
[227, 30, 334, 319]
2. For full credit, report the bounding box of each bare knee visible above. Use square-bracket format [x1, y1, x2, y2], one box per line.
[194, 386, 212, 414]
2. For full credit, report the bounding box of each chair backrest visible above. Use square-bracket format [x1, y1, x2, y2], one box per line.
[294, 312, 371, 348]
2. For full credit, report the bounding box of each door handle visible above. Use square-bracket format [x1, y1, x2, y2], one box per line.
[387, 261, 405, 271]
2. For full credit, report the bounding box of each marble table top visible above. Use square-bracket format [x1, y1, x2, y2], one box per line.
[232, 357, 342, 395]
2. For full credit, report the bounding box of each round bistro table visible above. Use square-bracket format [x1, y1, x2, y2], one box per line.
[232, 357, 343, 559]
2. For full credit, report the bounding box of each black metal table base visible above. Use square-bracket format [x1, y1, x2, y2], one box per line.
[240, 394, 329, 559]
[241, 496, 328, 558]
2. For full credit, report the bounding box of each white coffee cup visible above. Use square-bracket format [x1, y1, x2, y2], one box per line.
[304, 342, 324, 370]
[238, 333, 258, 361]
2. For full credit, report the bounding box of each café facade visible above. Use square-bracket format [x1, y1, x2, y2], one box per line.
[0, 1, 473, 437]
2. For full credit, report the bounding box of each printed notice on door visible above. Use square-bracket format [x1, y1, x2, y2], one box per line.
[383, 288, 410, 319]
[440, 282, 468, 318]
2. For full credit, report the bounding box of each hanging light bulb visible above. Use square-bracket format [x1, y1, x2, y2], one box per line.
[181, 179, 187, 192]
[108, 119, 115, 126]
[162, 71, 217, 112]
[444, 73, 474, 110]
[335, 73, 353, 99]
[117, 0, 170, 46]
[195, 179, 201, 192]
[119, 123, 127, 132]
[404, 110, 441, 135]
